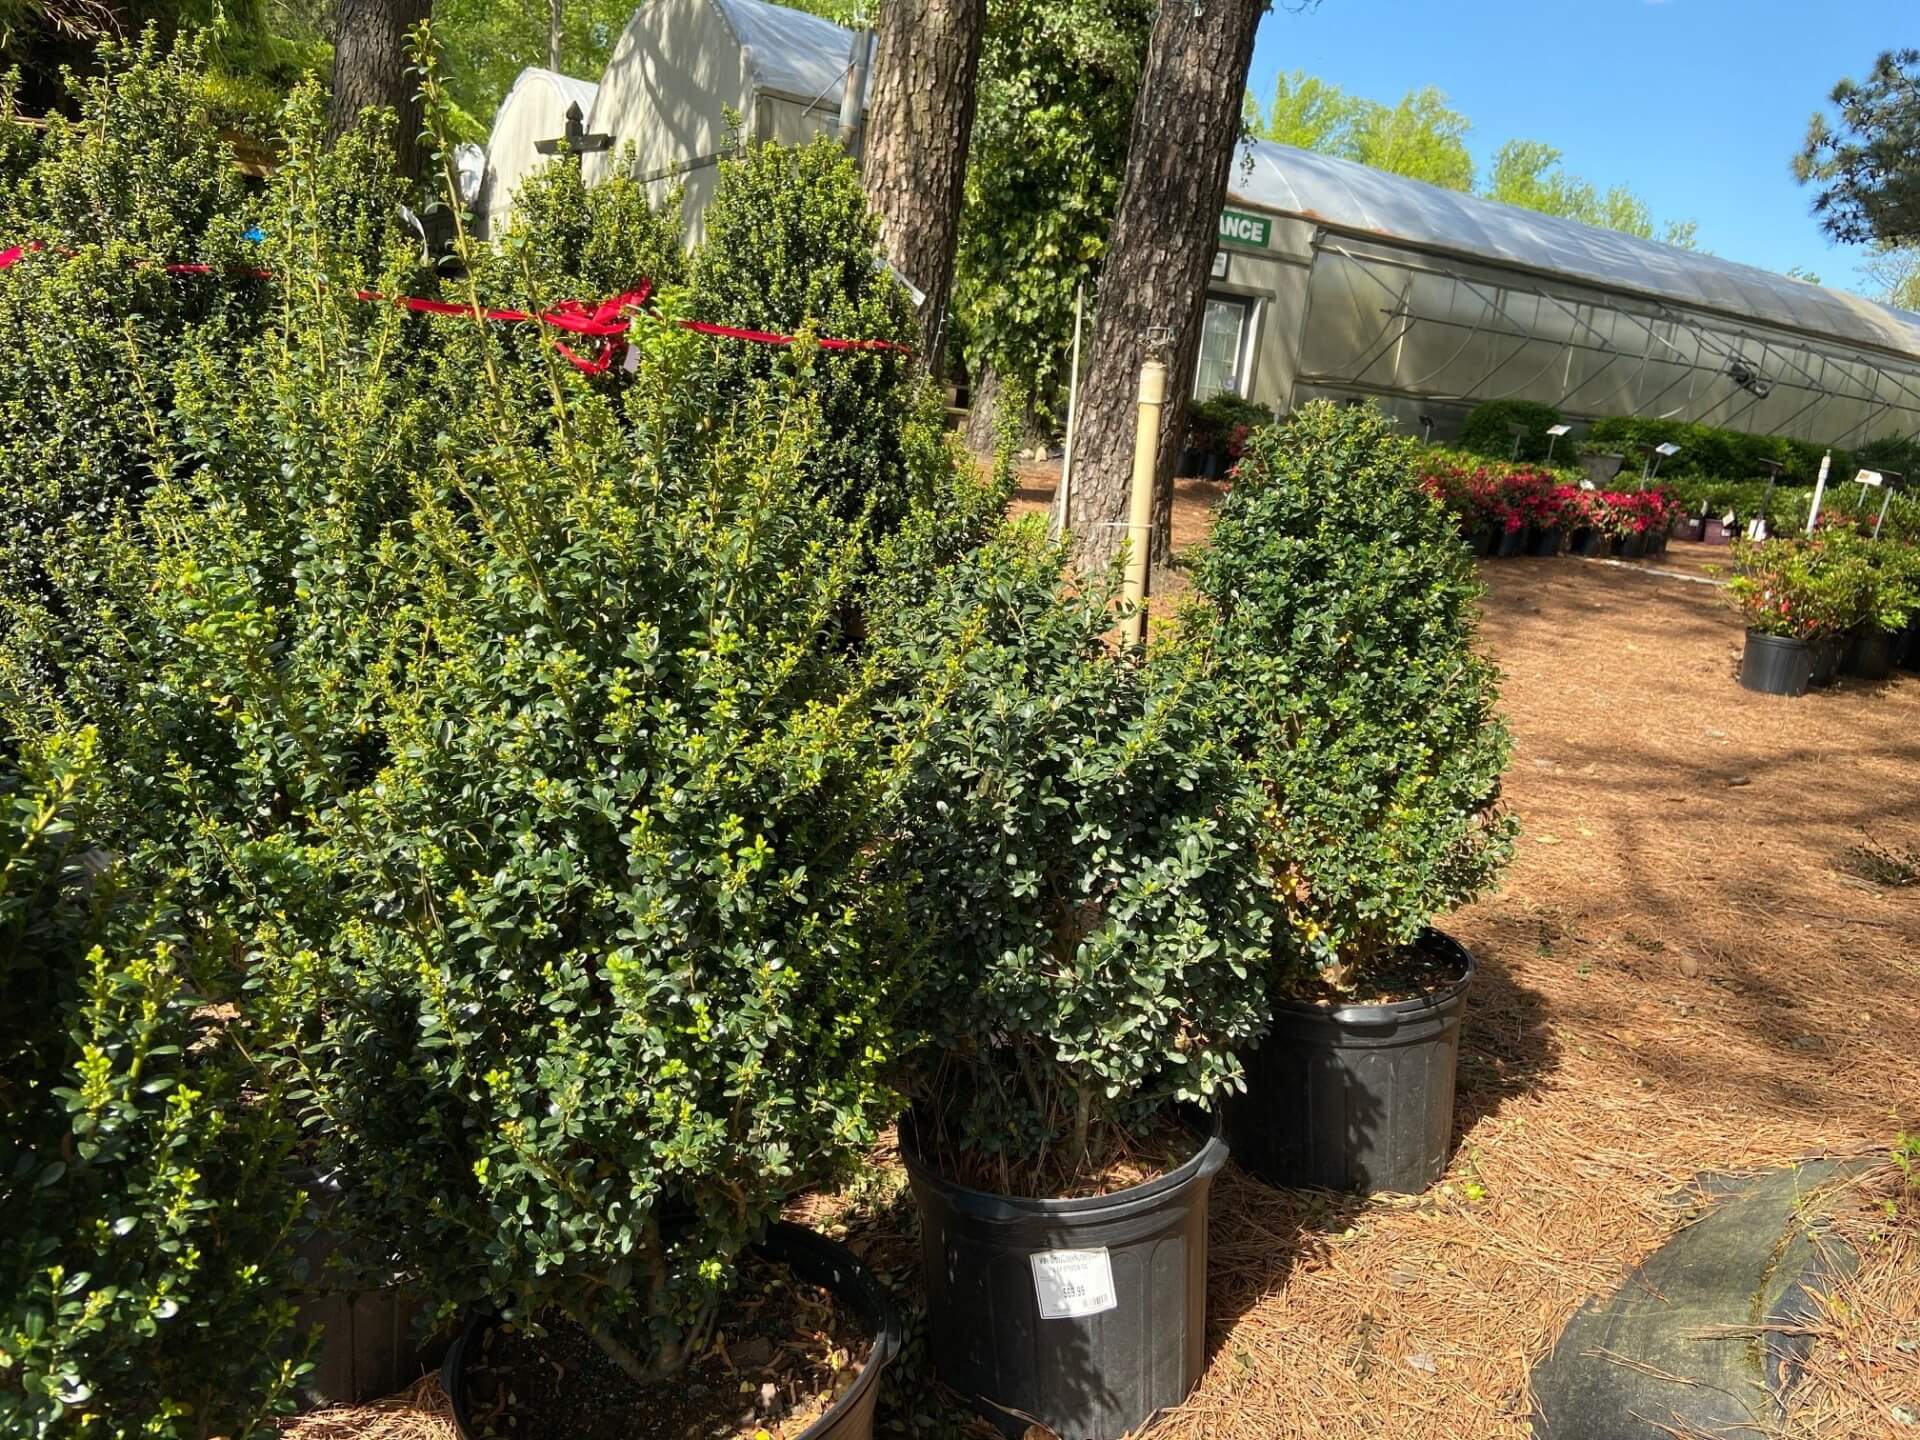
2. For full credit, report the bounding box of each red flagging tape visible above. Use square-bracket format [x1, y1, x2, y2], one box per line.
[0, 242, 908, 372]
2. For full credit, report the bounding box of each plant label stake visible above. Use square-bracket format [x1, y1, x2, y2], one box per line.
[1052, 280, 1086, 542]
[1807, 451, 1832, 534]
[1750, 459, 1783, 541]
[534, 103, 612, 156]
[1873, 472, 1904, 540]
[1545, 422, 1570, 463]
[1508, 421, 1528, 461]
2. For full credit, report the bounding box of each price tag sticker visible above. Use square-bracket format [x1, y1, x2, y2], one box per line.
[1029, 1248, 1118, 1320]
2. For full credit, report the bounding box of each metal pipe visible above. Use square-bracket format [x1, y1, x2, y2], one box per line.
[1121, 358, 1167, 650]
[1054, 282, 1086, 540]
[837, 28, 872, 158]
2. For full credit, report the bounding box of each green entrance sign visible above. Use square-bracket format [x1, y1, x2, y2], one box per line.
[1218, 208, 1271, 248]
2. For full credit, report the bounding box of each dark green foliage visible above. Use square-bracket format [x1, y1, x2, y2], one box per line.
[1190, 401, 1515, 987]
[1186, 393, 1273, 459]
[953, 0, 1154, 427]
[1796, 48, 1920, 249]
[687, 136, 932, 536]
[0, 728, 303, 1440]
[115, 97, 941, 1382]
[1583, 416, 1846, 485]
[480, 153, 684, 306]
[1458, 399, 1568, 464]
[877, 523, 1275, 1191]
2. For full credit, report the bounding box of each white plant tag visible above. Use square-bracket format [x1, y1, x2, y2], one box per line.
[1029, 1248, 1118, 1320]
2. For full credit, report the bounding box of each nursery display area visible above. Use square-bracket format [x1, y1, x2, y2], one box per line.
[4, 37, 1917, 1440]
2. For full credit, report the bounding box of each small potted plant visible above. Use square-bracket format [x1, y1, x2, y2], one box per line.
[1190, 402, 1516, 1196]
[878, 526, 1275, 1439]
[1843, 543, 1920, 680]
[1726, 538, 1820, 695]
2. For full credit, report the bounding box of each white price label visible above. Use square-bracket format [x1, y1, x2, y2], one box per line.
[1029, 1248, 1118, 1320]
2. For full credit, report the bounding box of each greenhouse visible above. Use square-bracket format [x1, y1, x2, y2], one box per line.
[474, 67, 599, 237]
[582, 0, 871, 241]
[1204, 138, 1920, 450]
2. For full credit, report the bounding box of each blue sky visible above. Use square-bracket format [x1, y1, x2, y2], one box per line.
[1247, 0, 1915, 300]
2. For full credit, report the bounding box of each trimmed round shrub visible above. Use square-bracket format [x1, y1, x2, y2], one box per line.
[1190, 401, 1515, 988]
[877, 522, 1275, 1190]
[1457, 399, 1567, 464]
[687, 136, 931, 535]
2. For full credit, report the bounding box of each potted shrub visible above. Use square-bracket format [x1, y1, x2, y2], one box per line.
[1726, 539, 1821, 696]
[1843, 543, 1919, 680]
[136, 106, 949, 1436]
[876, 526, 1275, 1439]
[1189, 402, 1516, 1196]
[1185, 394, 1273, 479]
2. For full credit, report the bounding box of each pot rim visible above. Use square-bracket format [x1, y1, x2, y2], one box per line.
[898, 1107, 1227, 1219]
[440, 1221, 897, 1440]
[1268, 927, 1476, 1026]
[1744, 629, 1812, 650]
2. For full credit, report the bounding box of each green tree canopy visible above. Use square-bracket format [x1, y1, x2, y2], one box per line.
[1486, 138, 1699, 249]
[1796, 47, 1920, 249]
[1251, 72, 1700, 250]
[1254, 70, 1473, 190]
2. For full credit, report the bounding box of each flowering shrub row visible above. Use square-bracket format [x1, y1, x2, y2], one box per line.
[1419, 457, 1680, 541]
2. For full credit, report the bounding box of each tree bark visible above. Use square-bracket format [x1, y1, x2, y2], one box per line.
[329, 0, 433, 180]
[861, 0, 987, 378]
[1065, 0, 1266, 576]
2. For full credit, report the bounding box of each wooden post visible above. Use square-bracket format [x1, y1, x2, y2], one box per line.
[1121, 355, 1167, 650]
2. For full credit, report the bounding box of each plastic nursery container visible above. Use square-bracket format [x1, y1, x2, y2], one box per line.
[1495, 526, 1527, 558]
[1809, 635, 1843, 688]
[1844, 628, 1895, 681]
[442, 1224, 900, 1440]
[1527, 526, 1565, 557]
[1739, 631, 1814, 697]
[1226, 931, 1474, 1196]
[901, 1114, 1226, 1440]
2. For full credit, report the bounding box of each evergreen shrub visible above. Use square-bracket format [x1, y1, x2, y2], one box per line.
[878, 523, 1275, 1193]
[1192, 401, 1515, 989]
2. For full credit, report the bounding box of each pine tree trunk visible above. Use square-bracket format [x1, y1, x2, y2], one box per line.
[1065, 0, 1265, 576]
[329, 0, 433, 180]
[964, 362, 1007, 453]
[861, 0, 986, 378]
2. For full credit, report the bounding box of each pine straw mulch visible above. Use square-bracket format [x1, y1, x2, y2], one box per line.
[1777, 1164, 1920, 1438]
[284, 543, 1920, 1440]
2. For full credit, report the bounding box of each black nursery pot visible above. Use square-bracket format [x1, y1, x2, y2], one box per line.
[442, 1223, 900, 1440]
[1573, 528, 1610, 558]
[1225, 931, 1474, 1197]
[1739, 631, 1813, 697]
[1495, 526, 1526, 557]
[1809, 634, 1842, 688]
[1527, 526, 1565, 557]
[900, 1113, 1227, 1440]
[1674, 514, 1705, 542]
[1844, 627, 1895, 681]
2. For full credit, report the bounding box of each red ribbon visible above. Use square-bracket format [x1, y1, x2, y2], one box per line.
[0, 242, 908, 372]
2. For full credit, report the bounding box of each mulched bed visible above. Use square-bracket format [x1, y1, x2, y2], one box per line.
[455, 1254, 866, 1440]
[287, 534, 1920, 1440]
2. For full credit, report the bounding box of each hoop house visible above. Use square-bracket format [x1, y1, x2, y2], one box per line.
[1196, 138, 1920, 451]
[476, 67, 600, 238]
[584, 0, 873, 241]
